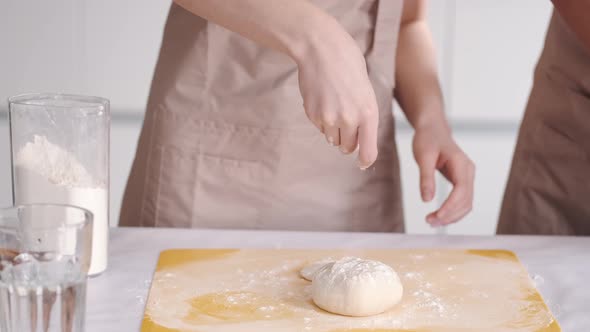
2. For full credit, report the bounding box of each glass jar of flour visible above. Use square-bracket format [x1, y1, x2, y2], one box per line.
[8, 93, 110, 276]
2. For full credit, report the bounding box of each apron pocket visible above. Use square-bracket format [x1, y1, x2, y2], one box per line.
[153, 145, 199, 228]
[193, 154, 271, 229]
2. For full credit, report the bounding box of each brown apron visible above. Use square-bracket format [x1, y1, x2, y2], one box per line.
[120, 0, 405, 231]
[498, 11, 590, 235]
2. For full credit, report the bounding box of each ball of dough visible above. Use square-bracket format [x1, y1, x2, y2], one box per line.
[300, 258, 334, 281]
[311, 257, 403, 317]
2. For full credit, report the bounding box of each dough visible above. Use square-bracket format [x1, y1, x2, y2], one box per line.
[311, 257, 403, 317]
[300, 258, 334, 281]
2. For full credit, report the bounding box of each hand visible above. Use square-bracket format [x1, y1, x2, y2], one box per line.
[294, 28, 379, 169]
[412, 123, 475, 226]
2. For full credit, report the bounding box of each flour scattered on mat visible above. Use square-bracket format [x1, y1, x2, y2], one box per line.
[148, 255, 456, 329]
[404, 271, 421, 279]
[145, 251, 558, 331]
[412, 290, 446, 315]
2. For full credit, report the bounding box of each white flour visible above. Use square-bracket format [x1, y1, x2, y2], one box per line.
[13, 135, 108, 275]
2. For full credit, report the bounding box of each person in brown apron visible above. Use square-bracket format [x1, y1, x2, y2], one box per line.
[120, 0, 474, 231]
[498, 6, 590, 235]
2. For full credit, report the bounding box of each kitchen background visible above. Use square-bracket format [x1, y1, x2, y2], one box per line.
[0, 0, 552, 235]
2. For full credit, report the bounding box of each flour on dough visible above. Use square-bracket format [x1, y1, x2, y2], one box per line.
[311, 257, 403, 317]
[300, 258, 335, 281]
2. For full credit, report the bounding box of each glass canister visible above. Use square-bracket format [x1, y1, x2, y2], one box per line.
[8, 93, 110, 276]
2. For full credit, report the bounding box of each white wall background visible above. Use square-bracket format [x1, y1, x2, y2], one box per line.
[0, 0, 552, 234]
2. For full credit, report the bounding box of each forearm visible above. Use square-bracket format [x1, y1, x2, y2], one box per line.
[173, 0, 342, 63]
[551, 0, 590, 52]
[394, 17, 448, 132]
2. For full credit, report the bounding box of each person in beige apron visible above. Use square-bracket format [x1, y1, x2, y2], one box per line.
[120, 0, 474, 231]
[498, 6, 590, 235]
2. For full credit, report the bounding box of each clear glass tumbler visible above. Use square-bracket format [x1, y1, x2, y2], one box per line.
[8, 93, 109, 276]
[0, 204, 93, 332]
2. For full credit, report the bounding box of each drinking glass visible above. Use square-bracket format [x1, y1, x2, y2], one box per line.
[0, 204, 92, 332]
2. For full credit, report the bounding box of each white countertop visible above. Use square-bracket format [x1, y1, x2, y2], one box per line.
[87, 228, 590, 331]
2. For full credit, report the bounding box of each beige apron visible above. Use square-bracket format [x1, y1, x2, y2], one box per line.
[498, 11, 590, 235]
[120, 0, 405, 231]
